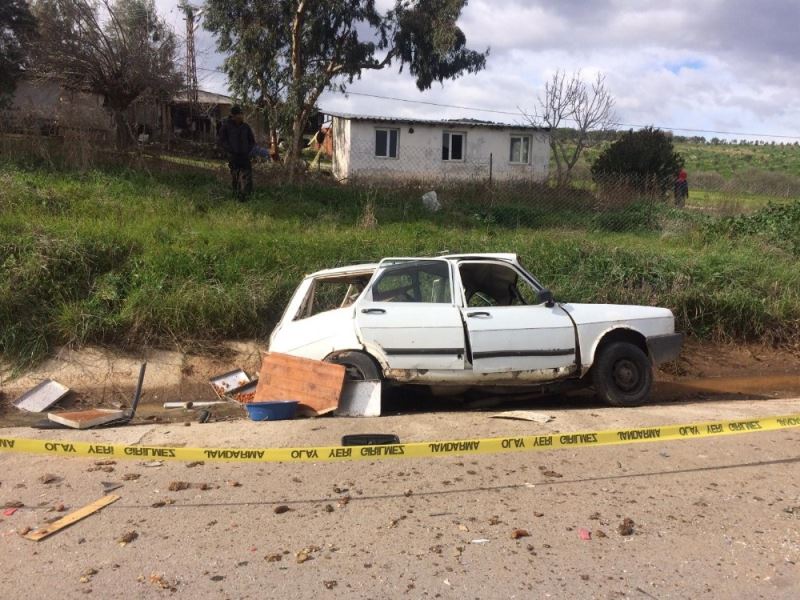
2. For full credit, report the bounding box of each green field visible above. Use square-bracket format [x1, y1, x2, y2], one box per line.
[1, 158, 799, 368]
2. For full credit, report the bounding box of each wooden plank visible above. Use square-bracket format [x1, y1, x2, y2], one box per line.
[253, 353, 346, 416]
[47, 409, 125, 429]
[24, 495, 120, 541]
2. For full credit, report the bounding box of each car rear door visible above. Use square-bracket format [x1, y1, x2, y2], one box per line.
[456, 260, 577, 374]
[355, 259, 466, 370]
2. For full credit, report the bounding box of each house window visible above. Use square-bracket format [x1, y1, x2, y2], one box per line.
[442, 132, 465, 161]
[509, 135, 531, 163]
[375, 128, 399, 158]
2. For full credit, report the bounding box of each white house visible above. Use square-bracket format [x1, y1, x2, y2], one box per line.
[326, 112, 550, 183]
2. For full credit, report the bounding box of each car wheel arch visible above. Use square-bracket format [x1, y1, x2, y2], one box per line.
[323, 349, 384, 381]
[586, 327, 649, 374]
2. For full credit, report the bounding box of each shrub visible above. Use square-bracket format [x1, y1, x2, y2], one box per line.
[591, 127, 685, 197]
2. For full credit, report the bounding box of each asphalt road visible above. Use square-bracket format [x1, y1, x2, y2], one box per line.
[1, 397, 799, 599]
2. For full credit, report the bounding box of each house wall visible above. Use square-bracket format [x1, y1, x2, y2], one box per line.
[335, 118, 549, 182]
[2, 79, 110, 135]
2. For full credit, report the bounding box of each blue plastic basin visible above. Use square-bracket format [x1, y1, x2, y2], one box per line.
[244, 400, 298, 421]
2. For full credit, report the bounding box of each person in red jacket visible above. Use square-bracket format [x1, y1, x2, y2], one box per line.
[674, 169, 689, 207]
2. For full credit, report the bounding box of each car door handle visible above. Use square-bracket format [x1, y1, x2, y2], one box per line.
[361, 308, 386, 315]
[467, 311, 491, 318]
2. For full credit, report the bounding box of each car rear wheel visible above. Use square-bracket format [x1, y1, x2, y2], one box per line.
[593, 342, 652, 407]
[325, 351, 381, 382]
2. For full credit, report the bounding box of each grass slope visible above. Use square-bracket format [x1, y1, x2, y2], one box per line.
[1, 161, 799, 367]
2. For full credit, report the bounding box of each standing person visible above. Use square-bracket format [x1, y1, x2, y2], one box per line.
[217, 105, 255, 201]
[674, 168, 689, 207]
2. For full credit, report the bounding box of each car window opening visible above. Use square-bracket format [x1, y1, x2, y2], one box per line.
[370, 262, 452, 303]
[295, 274, 373, 320]
[459, 262, 539, 307]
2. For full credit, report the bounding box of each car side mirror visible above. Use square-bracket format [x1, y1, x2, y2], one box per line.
[537, 288, 555, 307]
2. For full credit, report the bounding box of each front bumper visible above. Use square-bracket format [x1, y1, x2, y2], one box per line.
[646, 333, 684, 365]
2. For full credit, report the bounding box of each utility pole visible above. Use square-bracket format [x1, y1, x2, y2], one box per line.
[179, 1, 203, 109]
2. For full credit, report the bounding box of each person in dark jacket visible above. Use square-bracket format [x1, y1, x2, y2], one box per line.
[674, 168, 689, 207]
[217, 105, 256, 200]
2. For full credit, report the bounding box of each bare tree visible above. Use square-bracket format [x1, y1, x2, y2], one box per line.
[524, 70, 615, 186]
[31, 0, 182, 147]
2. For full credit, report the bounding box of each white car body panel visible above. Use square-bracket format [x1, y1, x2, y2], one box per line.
[561, 303, 675, 368]
[461, 305, 576, 373]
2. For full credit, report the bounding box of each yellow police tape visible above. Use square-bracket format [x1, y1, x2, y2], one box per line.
[1, 413, 799, 464]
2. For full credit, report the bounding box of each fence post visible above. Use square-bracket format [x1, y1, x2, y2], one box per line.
[489, 152, 493, 185]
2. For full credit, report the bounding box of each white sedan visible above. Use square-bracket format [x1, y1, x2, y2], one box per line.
[269, 254, 683, 407]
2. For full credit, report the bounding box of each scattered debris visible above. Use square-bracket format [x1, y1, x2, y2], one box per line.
[14, 379, 70, 412]
[511, 529, 530, 539]
[589, 512, 601, 520]
[255, 353, 345, 416]
[490, 410, 554, 423]
[18, 526, 31, 536]
[295, 545, 321, 564]
[142, 461, 163, 468]
[226, 480, 242, 487]
[148, 573, 174, 591]
[533, 512, 544, 518]
[579, 528, 592, 541]
[540, 468, 563, 478]
[338, 496, 351, 507]
[323, 580, 338, 590]
[151, 498, 174, 508]
[121, 473, 140, 481]
[618, 518, 635, 536]
[186, 461, 205, 468]
[458, 524, 469, 532]
[210, 575, 224, 582]
[39, 473, 59, 484]
[783, 506, 800, 517]
[24, 494, 120, 541]
[336, 381, 382, 417]
[4, 507, 18, 516]
[210, 369, 251, 399]
[421, 190, 441, 212]
[471, 539, 490, 544]
[168, 481, 191, 492]
[488, 515, 501, 525]
[163, 401, 227, 410]
[99, 482, 123, 495]
[273, 505, 291, 514]
[48, 408, 126, 429]
[3, 501, 24, 509]
[342, 433, 400, 446]
[79, 568, 98, 583]
[118, 530, 138, 545]
[594, 529, 608, 538]
[324, 504, 334, 513]
[265, 553, 283, 562]
[88, 464, 115, 473]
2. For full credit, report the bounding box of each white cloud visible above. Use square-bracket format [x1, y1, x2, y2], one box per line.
[153, 0, 800, 142]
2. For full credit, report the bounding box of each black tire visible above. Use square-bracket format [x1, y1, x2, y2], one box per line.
[592, 342, 653, 407]
[325, 351, 381, 382]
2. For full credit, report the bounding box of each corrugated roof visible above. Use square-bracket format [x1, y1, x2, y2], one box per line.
[323, 111, 548, 132]
[172, 90, 234, 105]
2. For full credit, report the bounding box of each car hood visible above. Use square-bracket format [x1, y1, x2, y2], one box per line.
[559, 303, 674, 326]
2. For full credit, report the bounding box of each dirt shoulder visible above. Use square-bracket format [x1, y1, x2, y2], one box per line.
[2, 339, 800, 428]
[1, 398, 799, 599]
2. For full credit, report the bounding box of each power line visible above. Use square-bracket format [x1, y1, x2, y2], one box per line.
[195, 65, 800, 140]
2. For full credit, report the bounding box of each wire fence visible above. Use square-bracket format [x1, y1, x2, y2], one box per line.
[2, 129, 799, 236]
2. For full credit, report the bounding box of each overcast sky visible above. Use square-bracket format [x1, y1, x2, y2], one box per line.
[156, 0, 800, 142]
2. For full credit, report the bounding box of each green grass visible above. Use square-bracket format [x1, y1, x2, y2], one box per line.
[1, 159, 799, 367]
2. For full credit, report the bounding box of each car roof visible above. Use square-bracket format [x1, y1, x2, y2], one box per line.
[305, 254, 519, 278]
[306, 263, 380, 278]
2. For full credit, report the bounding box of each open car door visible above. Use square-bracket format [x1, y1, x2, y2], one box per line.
[456, 260, 577, 375]
[355, 259, 466, 371]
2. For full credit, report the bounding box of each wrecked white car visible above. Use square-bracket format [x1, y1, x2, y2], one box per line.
[268, 254, 682, 407]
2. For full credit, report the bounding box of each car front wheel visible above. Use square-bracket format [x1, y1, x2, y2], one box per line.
[325, 351, 381, 382]
[592, 342, 653, 407]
